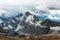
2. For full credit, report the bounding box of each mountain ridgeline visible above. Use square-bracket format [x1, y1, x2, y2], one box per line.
[0, 12, 44, 36]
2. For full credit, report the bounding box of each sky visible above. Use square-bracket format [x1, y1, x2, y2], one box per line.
[0, 0, 60, 8]
[0, 0, 36, 6]
[0, 0, 60, 11]
[0, 0, 60, 17]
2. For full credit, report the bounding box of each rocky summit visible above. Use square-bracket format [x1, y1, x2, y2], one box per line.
[0, 11, 45, 36]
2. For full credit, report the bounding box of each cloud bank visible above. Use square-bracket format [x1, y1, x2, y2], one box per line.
[0, 0, 60, 9]
[0, 0, 60, 17]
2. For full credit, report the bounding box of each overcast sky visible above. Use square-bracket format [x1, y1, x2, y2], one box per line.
[0, 0, 60, 17]
[0, 0, 60, 10]
[0, 0, 60, 7]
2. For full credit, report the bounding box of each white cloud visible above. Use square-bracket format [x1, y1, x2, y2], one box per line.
[35, 0, 48, 11]
[0, 9, 8, 16]
[0, 0, 60, 10]
[0, 0, 60, 16]
[0, 0, 35, 6]
[47, 15, 60, 20]
[47, 0, 60, 8]
[49, 10, 60, 14]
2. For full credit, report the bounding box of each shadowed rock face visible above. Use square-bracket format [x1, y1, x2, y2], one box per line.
[41, 19, 60, 26]
[25, 12, 32, 16]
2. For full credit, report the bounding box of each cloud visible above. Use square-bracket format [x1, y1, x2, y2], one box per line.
[47, 0, 60, 8]
[49, 10, 60, 14]
[0, 0, 35, 6]
[0, 0, 60, 16]
[0, 0, 60, 9]
[47, 15, 60, 20]
[35, 0, 48, 11]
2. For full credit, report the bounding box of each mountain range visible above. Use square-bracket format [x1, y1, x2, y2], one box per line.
[0, 7, 60, 36]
